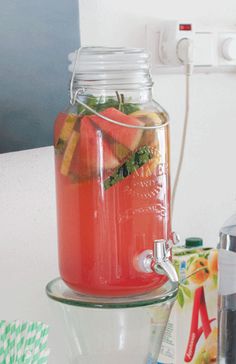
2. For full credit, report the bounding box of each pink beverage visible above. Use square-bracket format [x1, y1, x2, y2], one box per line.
[54, 105, 171, 296]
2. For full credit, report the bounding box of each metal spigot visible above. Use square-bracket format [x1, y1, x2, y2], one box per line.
[152, 239, 179, 282]
[137, 233, 179, 283]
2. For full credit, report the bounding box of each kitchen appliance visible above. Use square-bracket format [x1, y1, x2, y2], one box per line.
[218, 213, 236, 363]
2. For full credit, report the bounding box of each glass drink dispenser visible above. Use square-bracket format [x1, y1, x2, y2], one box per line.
[54, 47, 178, 297]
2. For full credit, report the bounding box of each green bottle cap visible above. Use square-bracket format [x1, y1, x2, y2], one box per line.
[185, 237, 203, 248]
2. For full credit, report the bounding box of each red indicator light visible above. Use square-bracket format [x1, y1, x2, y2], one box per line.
[179, 24, 192, 31]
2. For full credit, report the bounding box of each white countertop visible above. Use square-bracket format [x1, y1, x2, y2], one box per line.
[0, 146, 65, 363]
[0, 144, 233, 363]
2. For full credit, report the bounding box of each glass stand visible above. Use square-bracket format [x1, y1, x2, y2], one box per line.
[46, 278, 178, 364]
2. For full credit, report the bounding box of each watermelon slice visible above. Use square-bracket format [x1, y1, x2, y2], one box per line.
[69, 116, 119, 179]
[129, 111, 162, 177]
[89, 108, 144, 151]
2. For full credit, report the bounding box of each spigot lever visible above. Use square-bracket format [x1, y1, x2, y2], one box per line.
[137, 237, 179, 283]
[153, 240, 179, 282]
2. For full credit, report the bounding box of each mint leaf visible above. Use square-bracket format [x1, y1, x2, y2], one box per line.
[77, 94, 140, 116]
[104, 146, 152, 190]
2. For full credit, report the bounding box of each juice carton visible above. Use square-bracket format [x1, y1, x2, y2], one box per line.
[158, 239, 218, 364]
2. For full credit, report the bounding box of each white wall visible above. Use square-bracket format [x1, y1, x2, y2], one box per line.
[80, 0, 236, 244]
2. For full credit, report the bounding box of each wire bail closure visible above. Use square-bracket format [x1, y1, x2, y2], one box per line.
[70, 48, 83, 106]
[69, 48, 169, 130]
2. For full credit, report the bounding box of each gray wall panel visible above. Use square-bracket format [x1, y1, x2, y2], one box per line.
[0, 0, 80, 153]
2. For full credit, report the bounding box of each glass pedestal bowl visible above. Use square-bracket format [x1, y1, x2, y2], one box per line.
[46, 278, 178, 364]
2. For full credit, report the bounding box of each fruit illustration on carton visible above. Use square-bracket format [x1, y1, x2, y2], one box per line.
[187, 257, 210, 285]
[158, 246, 218, 364]
[194, 327, 217, 364]
[175, 248, 218, 364]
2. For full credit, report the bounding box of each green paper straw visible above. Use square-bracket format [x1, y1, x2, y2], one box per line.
[0, 320, 50, 364]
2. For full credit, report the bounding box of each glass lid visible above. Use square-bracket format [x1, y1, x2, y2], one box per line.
[46, 278, 178, 309]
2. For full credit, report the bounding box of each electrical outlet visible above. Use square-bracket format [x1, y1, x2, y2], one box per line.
[218, 32, 236, 65]
[158, 20, 195, 66]
[146, 20, 236, 73]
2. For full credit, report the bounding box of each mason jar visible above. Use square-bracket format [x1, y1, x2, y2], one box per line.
[54, 47, 172, 297]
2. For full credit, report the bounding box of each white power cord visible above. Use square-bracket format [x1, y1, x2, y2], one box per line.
[171, 38, 194, 217]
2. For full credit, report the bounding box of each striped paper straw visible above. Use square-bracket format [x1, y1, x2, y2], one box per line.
[0, 320, 50, 364]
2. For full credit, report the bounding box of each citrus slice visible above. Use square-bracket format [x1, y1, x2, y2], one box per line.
[55, 113, 78, 154]
[60, 131, 80, 176]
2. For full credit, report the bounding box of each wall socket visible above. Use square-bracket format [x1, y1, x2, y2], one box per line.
[146, 20, 236, 73]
